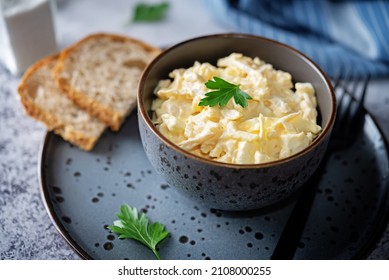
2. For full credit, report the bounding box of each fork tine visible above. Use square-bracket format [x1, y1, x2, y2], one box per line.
[338, 71, 356, 124]
[332, 72, 370, 150]
[356, 74, 371, 110]
[346, 74, 370, 134]
[332, 70, 352, 136]
[332, 68, 344, 117]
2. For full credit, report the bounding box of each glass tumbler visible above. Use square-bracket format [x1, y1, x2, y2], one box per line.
[0, 0, 58, 75]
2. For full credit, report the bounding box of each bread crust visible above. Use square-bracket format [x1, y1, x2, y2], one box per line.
[18, 54, 105, 151]
[53, 33, 161, 131]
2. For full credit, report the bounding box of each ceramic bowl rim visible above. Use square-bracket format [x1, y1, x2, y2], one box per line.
[138, 33, 336, 169]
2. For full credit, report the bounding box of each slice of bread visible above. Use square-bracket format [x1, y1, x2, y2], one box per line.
[53, 33, 161, 131]
[18, 54, 107, 151]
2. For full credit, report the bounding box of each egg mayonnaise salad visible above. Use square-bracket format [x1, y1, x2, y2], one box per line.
[151, 53, 322, 164]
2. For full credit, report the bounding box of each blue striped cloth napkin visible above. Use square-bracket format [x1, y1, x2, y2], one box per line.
[205, 0, 389, 78]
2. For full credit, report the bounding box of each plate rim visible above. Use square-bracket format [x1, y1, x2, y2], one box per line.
[38, 132, 94, 260]
[38, 111, 389, 260]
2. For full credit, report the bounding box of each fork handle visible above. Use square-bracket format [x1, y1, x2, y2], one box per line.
[271, 152, 329, 259]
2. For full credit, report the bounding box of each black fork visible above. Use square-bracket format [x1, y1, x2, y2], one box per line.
[271, 73, 371, 260]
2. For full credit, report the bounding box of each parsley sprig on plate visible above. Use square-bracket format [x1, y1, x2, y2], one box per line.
[108, 204, 169, 260]
[199, 76, 252, 108]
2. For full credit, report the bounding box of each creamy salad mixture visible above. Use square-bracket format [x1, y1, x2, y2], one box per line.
[152, 53, 321, 164]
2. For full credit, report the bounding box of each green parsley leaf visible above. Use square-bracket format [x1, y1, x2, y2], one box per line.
[199, 76, 252, 108]
[132, 2, 170, 22]
[108, 204, 169, 260]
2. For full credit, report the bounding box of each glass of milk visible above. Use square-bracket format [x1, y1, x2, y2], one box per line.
[0, 0, 58, 75]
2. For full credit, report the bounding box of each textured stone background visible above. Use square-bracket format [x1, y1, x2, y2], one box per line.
[0, 65, 78, 259]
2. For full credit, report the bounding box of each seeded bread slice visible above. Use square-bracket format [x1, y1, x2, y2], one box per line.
[53, 33, 160, 131]
[18, 54, 107, 151]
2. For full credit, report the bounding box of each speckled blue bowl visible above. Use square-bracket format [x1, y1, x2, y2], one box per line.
[137, 34, 336, 211]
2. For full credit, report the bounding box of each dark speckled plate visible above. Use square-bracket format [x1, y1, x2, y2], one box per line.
[40, 111, 389, 260]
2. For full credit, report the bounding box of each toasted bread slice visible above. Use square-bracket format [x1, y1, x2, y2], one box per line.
[18, 54, 107, 151]
[53, 33, 160, 131]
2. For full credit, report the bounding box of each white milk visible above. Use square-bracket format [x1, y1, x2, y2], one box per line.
[0, 0, 57, 75]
